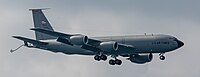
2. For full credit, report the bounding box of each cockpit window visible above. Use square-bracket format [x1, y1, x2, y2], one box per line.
[169, 37, 176, 40]
[169, 37, 174, 39]
[173, 38, 178, 41]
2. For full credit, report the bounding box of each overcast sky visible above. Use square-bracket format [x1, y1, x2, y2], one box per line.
[0, 0, 200, 77]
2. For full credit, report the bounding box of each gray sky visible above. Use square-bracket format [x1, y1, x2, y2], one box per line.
[0, 0, 200, 77]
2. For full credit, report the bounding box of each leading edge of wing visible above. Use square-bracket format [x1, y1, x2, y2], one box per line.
[30, 28, 102, 46]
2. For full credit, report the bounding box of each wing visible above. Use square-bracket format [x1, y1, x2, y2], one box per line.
[30, 28, 101, 46]
[30, 28, 134, 54]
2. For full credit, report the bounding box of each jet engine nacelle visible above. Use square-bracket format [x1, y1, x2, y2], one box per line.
[129, 53, 153, 64]
[69, 35, 88, 45]
[99, 41, 118, 52]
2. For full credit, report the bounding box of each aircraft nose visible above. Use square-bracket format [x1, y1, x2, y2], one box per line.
[176, 40, 184, 48]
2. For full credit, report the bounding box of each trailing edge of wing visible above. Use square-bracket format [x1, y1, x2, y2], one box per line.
[81, 44, 102, 52]
[12, 36, 48, 45]
[117, 44, 135, 52]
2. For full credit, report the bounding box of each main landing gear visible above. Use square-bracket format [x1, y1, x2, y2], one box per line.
[108, 55, 122, 65]
[94, 55, 107, 61]
[109, 59, 122, 65]
[159, 53, 165, 60]
[94, 54, 122, 65]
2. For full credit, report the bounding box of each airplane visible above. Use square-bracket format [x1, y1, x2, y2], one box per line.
[11, 9, 184, 65]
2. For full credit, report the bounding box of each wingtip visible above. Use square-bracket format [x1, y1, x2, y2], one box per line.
[30, 28, 36, 30]
[12, 36, 22, 39]
[30, 28, 42, 31]
[12, 36, 19, 38]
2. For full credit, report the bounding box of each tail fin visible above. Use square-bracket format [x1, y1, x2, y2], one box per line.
[29, 8, 56, 40]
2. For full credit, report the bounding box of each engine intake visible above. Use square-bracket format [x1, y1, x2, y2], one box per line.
[69, 35, 88, 45]
[129, 53, 153, 64]
[99, 41, 118, 52]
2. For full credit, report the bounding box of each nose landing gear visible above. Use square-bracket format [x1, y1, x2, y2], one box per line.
[159, 53, 165, 60]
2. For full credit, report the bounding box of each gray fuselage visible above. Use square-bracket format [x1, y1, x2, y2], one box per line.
[37, 34, 183, 56]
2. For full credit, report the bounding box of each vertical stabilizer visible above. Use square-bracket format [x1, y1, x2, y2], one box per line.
[29, 8, 56, 40]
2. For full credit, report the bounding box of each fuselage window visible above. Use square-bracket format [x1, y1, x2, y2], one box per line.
[152, 41, 169, 45]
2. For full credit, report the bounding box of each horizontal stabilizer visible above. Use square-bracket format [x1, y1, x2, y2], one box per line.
[12, 36, 48, 45]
